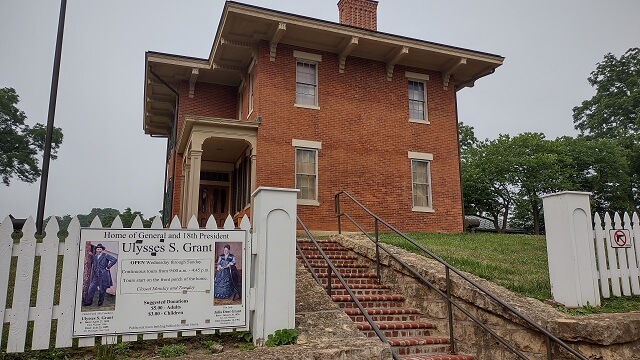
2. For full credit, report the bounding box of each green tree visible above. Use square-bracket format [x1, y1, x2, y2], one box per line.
[0, 87, 64, 185]
[461, 137, 515, 232]
[506, 133, 573, 235]
[555, 136, 631, 214]
[458, 122, 478, 153]
[573, 47, 640, 210]
[48, 207, 158, 232]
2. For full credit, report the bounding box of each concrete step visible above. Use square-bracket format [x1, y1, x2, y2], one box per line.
[298, 244, 348, 252]
[307, 260, 366, 268]
[298, 249, 352, 257]
[388, 336, 451, 356]
[310, 266, 374, 276]
[333, 294, 406, 309]
[356, 321, 435, 338]
[296, 239, 339, 246]
[397, 354, 473, 360]
[297, 253, 358, 261]
[331, 288, 391, 296]
[344, 307, 421, 322]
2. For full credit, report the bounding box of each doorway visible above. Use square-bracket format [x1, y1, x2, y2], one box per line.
[198, 185, 229, 228]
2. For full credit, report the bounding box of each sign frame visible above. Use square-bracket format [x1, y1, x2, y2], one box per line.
[72, 227, 250, 337]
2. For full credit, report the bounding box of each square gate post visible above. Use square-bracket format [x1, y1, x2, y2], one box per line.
[250, 187, 299, 344]
[542, 191, 600, 307]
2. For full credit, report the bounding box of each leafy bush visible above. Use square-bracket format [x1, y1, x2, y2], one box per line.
[264, 328, 298, 347]
[235, 330, 253, 343]
[159, 344, 187, 358]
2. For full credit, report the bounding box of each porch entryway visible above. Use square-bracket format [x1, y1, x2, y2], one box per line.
[177, 116, 258, 226]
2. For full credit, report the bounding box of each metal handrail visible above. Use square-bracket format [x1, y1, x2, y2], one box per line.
[335, 190, 587, 360]
[296, 216, 399, 360]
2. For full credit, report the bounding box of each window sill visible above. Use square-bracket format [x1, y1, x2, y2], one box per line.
[412, 206, 434, 213]
[294, 103, 320, 110]
[409, 118, 430, 124]
[297, 199, 320, 206]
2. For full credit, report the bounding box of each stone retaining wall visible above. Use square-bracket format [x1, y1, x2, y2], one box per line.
[293, 260, 392, 359]
[335, 234, 640, 360]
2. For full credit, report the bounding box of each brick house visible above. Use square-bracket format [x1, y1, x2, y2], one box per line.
[143, 0, 503, 233]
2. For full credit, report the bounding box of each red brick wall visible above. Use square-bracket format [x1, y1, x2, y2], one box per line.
[177, 82, 238, 132]
[253, 41, 463, 233]
[167, 42, 464, 233]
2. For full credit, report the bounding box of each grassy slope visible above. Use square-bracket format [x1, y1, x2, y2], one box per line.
[379, 232, 640, 314]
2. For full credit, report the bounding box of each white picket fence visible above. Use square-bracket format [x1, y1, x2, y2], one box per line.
[594, 212, 640, 298]
[0, 213, 249, 353]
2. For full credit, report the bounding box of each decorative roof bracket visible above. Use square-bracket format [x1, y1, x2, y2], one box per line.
[338, 36, 359, 73]
[220, 37, 254, 48]
[270, 22, 286, 61]
[442, 57, 466, 90]
[212, 63, 244, 72]
[386, 46, 409, 81]
[189, 68, 199, 98]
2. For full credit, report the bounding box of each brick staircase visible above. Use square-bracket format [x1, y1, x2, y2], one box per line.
[297, 239, 473, 360]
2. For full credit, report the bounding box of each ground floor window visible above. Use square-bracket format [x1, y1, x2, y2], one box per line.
[409, 151, 434, 212]
[295, 148, 317, 201]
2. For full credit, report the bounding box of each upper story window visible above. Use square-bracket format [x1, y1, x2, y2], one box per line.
[408, 151, 434, 212]
[405, 72, 430, 123]
[294, 51, 322, 109]
[296, 62, 317, 106]
[293, 139, 322, 206]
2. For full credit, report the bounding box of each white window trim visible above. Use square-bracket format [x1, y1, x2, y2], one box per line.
[408, 151, 433, 161]
[294, 51, 321, 109]
[294, 50, 322, 62]
[405, 71, 429, 81]
[294, 143, 320, 206]
[294, 103, 320, 110]
[409, 152, 434, 212]
[248, 70, 254, 118]
[292, 139, 322, 149]
[406, 72, 429, 124]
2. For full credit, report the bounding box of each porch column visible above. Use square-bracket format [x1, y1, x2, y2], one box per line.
[186, 149, 203, 224]
[250, 153, 257, 194]
[180, 163, 189, 224]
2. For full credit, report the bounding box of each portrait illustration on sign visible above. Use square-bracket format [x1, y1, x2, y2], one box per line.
[213, 242, 242, 306]
[81, 241, 118, 312]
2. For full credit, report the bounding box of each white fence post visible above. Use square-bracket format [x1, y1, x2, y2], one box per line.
[541, 191, 600, 307]
[250, 187, 298, 344]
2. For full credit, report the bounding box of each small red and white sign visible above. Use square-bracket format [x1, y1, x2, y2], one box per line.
[609, 229, 632, 248]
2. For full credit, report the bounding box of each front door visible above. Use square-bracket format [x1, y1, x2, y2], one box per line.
[198, 185, 229, 228]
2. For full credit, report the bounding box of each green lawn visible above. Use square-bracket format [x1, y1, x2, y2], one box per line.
[379, 232, 640, 314]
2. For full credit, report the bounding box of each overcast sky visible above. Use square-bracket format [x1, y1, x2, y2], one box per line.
[1, 0, 639, 219]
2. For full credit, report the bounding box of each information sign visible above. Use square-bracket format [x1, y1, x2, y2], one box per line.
[73, 228, 247, 336]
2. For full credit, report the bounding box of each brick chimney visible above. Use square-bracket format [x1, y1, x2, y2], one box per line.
[338, 0, 378, 31]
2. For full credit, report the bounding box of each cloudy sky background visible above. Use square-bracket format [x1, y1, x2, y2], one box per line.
[1, 0, 639, 219]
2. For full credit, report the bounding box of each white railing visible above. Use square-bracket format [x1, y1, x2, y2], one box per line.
[0, 213, 248, 353]
[594, 212, 640, 298]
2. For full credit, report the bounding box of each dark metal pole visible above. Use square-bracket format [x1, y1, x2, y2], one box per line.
[446, 267, 456, 354]
[336, 194, 342, 234]
[36, 0, 67, 235]
[326, 264, 332, 296]
[375, 218, 380, 283]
